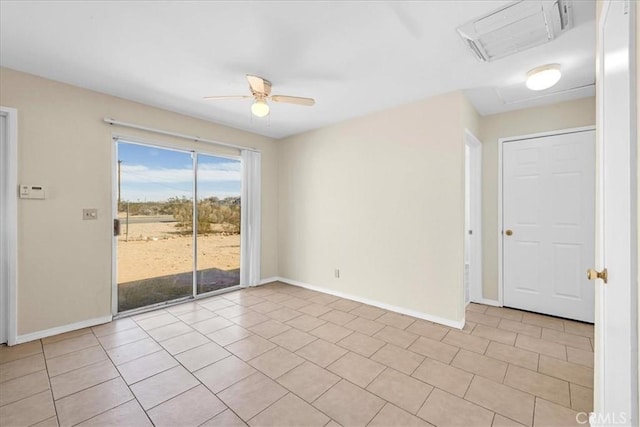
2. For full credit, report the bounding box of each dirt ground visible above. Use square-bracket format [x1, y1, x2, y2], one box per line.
[117, 221, 240, 284]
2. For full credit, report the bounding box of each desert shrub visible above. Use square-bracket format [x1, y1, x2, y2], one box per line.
[171, 197, 240, 235]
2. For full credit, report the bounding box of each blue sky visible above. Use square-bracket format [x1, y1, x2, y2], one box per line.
[118, 142, 241, 202]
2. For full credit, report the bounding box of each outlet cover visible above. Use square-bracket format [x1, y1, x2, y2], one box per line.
[83, 209, 98, 220]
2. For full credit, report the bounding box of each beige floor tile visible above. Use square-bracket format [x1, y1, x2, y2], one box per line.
[521, 313, 564, 331]
[465, 311, 501, 327]
[249, 346, 304, 379]
[371, 343, 424, 375]
[41, 329, 93, 345]
[77, 399, 152, 427]
[328, 298, 362, 312]
[251, 301, 283, 314]
[344, 317, 385, 336]
[451, 349, 508, 383]
[374, 326, 419, 349]
[45, 333, 100, 358]
[515, 335, 566, 360]
[146, 321, 194, 341]
[277, 361, 340, 403]
[0, 389, 55, 427]
[327, 352, 385, 388]
[461, 321, 477, 334]
[465, 376, 535, 426]
[295, 339, 347, 367]
[207, 325, 253, 346]
[117, 350, 178, 384]
[492, 414, 527, 426]
[270, 328, 317, 352]
[226, 335, 276, 361]
[267, 307, 303, 323]
[32, 415, 59, 426]
[369, 403, 432, 426]
[310, 322, 353, 343]
[177, 308, 218, 324]
[308, 294, 340, 306]
[467, 303, 489, 313]
[106, 338, 162, 366]
[367, 368, 433, 414]
[133, 309, 169, 321]
[504, 364, 570, 407]
[472, 324, 517, 345]
[192, 316, 234, 334]
[136, 313, 178, 330]
[218, 372, 288, 420]
[337, 332, 385, 357]
[570, 383, 593, 413]
[96, 327, 148, 350]
[484, 306, 524, 322]
[498, 319, 542, 338]
[486, 342, 539, 372]
[55, 377, 134, 426]
[286, 314, 327, 332]
[443, 330, 490, 354]
[194, 355, 256, 393]
[563, 321, 594, 339]
[313, 379, 385, 427]
[0, 353, 46, 382]
[202, 409, 248, 426]
[299, 303, 334, 317]
[91, 318, 137, 337]
[249, 392, 329, 427]
[320, 310, 358, 326]
[566, 347, 594, 368]
[147, 384, 227, 427]
[350, 305, 386, 320]
[248, 319, 291, 339]
[413, 358, 473, 397]
[175, 341, 230, 372]
[165, 301, 202, 315]
[216, 305, 252, 319]
[51, 359, 119, 399]
[417, 388, 493, 427]
[538, 355, 593, 388]
[279, 297, 312, 310]
[199, 298, 236, 311]
[231, 311, 271, 328]
[130, 365, 199, 410]
[0, 341, 42, 364]
[541, 329, 592, 351]
[160, 331, 210, 355]
[0, 369, 50, 406]
[406, 321, 449, 340]
[533, 398, 581, 427]
[47, 346, 108, 378]
[263, 292, 296, 303]
[376, 312, 416, 330]
[408, 336, 460, 364]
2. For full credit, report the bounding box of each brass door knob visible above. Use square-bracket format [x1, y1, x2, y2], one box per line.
[587, 268, 608, 284]
[505, 229, 513, 236]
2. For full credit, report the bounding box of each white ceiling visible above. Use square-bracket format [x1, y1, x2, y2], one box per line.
[0, 1, 596, 139]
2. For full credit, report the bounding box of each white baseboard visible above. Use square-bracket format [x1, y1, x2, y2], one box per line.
[275, 276, 464, 330]
[15, 315, 113, 345]
[258, 276, 280, 286]
[472, 298, 502, 307]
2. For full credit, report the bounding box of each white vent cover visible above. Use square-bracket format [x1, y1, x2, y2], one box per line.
[457, 0, 573, 62]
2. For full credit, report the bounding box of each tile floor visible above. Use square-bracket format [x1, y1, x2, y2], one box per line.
[0, 282, 594, 427]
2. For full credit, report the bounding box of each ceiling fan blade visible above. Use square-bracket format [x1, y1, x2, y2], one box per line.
[246, 75, 271, 96]
[271, 95, 315, 106]
[203, 95, 252, 100]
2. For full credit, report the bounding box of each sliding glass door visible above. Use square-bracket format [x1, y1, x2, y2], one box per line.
[115, 140, 241, 313]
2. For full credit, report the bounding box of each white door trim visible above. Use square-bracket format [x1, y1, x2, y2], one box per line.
[497, 125, 596, 307]
[0, 106, 18, 346]
[465, 129, 483, 304]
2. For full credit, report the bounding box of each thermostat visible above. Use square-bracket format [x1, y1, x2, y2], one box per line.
[19, 185, 46, 200]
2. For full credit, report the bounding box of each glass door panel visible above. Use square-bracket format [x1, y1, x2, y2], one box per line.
[116, 141, 194, 312]
[196, 154, 241, 294]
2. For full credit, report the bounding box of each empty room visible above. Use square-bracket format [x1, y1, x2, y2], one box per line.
[0, 1, 637, 427]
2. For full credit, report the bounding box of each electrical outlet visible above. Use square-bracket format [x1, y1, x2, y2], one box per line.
[334, 269, 340, 278]
[83, 208, 98, 220]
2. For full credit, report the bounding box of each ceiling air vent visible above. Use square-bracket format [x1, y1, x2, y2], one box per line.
[457, 0, 573, 62]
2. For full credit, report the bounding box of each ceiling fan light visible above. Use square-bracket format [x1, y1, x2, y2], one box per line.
[526, 64, 562, 91]
[251, 100, 270, 117]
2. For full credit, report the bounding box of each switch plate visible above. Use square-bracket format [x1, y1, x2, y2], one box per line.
[83, 209, 98, 220]
[334, 269, 340, 278]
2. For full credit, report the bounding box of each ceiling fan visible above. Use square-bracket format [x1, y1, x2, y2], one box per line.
[204, 75, 315, 117]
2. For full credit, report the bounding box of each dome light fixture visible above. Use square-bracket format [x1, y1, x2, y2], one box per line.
[251, 100, 270, 117]
[526, 64, 562, 91]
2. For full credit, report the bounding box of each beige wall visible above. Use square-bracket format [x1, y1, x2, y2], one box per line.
[0, 68, 278, 336]
[277, 91, 478, 325]
[479, 97, 596, 300]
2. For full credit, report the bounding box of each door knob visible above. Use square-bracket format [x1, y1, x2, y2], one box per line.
[505, 229, 513, 236]
[587, 268, 608, 284]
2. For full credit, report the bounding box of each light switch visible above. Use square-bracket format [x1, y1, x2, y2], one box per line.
[83, 209, 98, 220]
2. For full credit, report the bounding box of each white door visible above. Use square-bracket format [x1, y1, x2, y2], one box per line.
[593, 0, 637, 424]
[0, 112, 7, 344]
[503, 130, 595, 322]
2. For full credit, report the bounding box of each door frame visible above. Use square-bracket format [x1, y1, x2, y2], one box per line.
[465, 129, 483, 304]
[0, 106, 18, 345]
[497, 125, 596, 307]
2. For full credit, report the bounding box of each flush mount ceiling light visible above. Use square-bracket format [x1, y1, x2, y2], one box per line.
[526, 64, 562, 91]
[251, 99, 270, 117]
